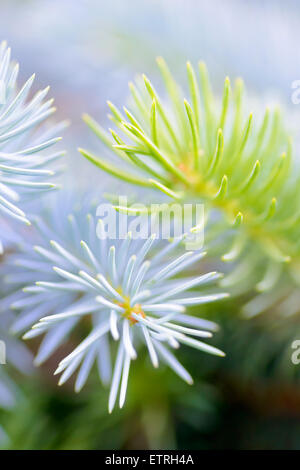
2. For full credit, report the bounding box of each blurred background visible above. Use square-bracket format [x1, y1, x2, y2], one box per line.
[0, 0, 300, 449]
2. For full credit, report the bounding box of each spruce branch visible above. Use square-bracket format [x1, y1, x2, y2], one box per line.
[0, 41, 66, 253]
[80, 58, 300, 299]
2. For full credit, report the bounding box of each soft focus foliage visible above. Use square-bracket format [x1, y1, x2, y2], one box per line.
[0, 40, 65, 253]
[1, 0, 300, 451]
[0, 259, 33, 444]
